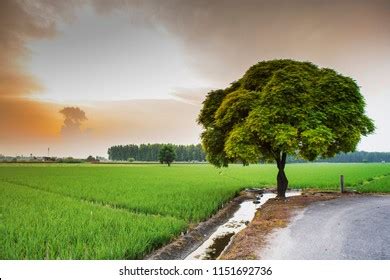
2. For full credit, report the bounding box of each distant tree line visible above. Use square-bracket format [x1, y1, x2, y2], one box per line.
[288, 151, 390, 163]
[107, 144, 206, 162]
[107, 144, 388, 163]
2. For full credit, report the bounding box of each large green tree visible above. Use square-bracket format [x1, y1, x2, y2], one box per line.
[159, 144, 176, 166]
[198, 59, 374, 197]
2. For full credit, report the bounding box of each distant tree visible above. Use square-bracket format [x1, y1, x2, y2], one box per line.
[128, 157, 135, 162]
[86, 155, 96, 162]
[159, 145, 175, 166]
[198, 59, 375, 197]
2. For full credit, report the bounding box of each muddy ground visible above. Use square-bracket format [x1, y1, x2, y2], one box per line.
[219, 191, 352, 259]
[146, 189, 262, 260]
[147, 189, 362, 260]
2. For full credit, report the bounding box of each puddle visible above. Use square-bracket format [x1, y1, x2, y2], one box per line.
[185, 190, 301, 260]
[201, 232, 235, 260]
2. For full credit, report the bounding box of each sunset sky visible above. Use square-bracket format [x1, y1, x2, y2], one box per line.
[1, 0, 389, 158]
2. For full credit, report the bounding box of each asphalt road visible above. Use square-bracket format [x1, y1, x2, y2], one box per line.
[260, 195, 390, 260]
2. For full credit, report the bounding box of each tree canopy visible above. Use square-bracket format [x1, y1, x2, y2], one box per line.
[198, 59, 375, 197]
[159, 144, 176, 166]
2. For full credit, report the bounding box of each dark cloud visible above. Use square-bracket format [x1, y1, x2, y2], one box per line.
[1, 0, 389, 156]
[91, 0, 390, 84]
[3, 0, 389, 99]
[0, 0, 83, 149]
[0, 0, 51, 97]
[0, 0, 82, 98]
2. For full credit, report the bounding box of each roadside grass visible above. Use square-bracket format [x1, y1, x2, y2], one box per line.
[355, 175, 390, 193]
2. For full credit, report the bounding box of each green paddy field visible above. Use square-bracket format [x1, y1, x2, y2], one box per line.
[1, 163, 389, 259]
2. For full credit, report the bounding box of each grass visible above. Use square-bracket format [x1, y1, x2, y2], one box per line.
[0, 181, 186, 259]
[0, 163, 389, 259]
[355, 175, 390, 193]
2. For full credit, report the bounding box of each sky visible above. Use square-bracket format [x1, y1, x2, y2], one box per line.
[0, 0, 389, 158]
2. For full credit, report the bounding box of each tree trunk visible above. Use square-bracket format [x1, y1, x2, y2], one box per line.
[276, 152, 288, 198]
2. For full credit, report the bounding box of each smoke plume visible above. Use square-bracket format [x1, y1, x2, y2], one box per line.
[59, 107, 88, 138]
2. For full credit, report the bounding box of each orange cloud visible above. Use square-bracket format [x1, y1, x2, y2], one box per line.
[0, 97, 62, 143]
[0, 0, 81, 148]
[87, 99, 202, 144]
[0, 0, 57, 98]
